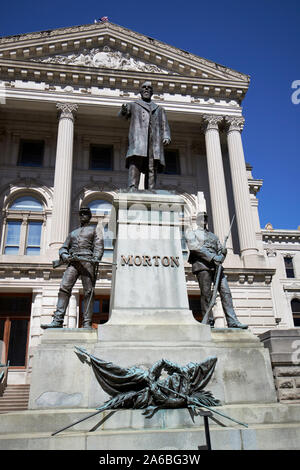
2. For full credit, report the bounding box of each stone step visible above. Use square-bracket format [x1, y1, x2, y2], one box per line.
[0, 421, 300, 450]
[0, 384, 30, 413]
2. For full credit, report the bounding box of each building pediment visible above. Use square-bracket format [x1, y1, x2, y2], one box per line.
[0, 22, 250, 101]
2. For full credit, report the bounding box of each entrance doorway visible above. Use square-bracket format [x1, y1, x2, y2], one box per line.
[0, 294, 31, 368]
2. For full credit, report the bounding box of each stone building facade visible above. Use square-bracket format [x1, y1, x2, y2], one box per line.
[0, 21, 299, 386]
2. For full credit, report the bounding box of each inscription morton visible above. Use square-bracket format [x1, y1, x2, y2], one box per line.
[121, 255, 180, 267]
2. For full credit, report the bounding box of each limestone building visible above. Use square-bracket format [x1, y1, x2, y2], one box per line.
[0, 21, 299, 387]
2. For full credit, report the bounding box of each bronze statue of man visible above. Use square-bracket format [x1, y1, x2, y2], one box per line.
[119, 81, 171, 190]
[186, 212, 248, 329]
[41, 207, 104, 330]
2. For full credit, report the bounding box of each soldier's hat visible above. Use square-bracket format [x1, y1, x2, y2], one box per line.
[79, 206, 92, 216]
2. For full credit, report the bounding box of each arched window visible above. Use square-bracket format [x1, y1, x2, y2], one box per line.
[291, 299, 300, 327]
[86, 199, 114, 260]
[3, 195, 44, 256]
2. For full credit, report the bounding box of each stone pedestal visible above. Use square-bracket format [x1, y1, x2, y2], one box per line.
[29, 192, 277, 411]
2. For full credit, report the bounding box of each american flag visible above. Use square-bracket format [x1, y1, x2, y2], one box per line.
[100, 16, 109, 22]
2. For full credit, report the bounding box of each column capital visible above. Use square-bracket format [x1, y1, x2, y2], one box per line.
[56, 102, 78, 120]
[225, 116, 245, 133]
[201, 114, 223, 132]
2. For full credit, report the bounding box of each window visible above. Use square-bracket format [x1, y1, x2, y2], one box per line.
[3, 196, 44, 256]
[79, 295, 109, 329]
[292, 299, 300, 327]
[164, 149, 181, 175]
[87, 199, 114, 261]
[18, 140, 44, 167]
[89, 145, 113, 171]
[284, 256, 295, 278]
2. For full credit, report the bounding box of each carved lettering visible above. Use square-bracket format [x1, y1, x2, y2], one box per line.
[161, 256, 170, 267]
[152, 255, 161, 266]
[121, 255, 133, 266]
[120, 255, 180, 267]
[170, 256, 180, 267]
[134, 255, 142, 266]
[143, 255, 152, 266]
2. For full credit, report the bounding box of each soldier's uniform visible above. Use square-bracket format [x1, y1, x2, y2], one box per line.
[42, 210, 104, 329]
[186, 226, 247, 328]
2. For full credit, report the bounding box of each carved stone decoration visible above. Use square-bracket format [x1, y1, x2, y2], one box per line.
[56, 102, 78, 120]
[31, 48, 174, 74]
[224, 116, 245, 133]
[202, 114, 223, 132]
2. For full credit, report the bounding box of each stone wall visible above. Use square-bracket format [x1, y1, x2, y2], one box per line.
[259, 329, 300, 402]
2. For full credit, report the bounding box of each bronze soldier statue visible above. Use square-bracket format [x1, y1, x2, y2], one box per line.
[186, 211, 248, 329]
[41, 207, 104, 330]
[119, 81, 171, 190]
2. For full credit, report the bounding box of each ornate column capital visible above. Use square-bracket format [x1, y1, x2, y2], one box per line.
[56, 102, 78, 121]
[225, 116, 245, 133]
[201, 114, 223, 132]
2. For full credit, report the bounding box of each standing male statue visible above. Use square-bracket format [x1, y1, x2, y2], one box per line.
[41, 207, 104, 330]
[186, 212, 248, 329]
[119, 81, 171, 190]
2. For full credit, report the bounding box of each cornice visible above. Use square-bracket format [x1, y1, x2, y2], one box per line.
[262, 230, 300, 244]
[0, 59, 248, 101]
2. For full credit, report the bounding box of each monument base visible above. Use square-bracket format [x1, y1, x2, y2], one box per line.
[28, 321, 277, 411]
[1, 403, 300, 450]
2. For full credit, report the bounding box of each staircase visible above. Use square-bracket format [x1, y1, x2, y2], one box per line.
[0, 384, 30, 413]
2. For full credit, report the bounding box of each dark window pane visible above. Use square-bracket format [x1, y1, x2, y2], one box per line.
[89, 145, 113, 170]
[0, 319, 4, 340]
[164, 149, 181, 175]
[18, 140, 44, 167]
[102, 299, 109, 313]
[284, 257, 295, 278]
[188, 297, 202, 322]
[7, 319, 28, 366]
[0, 296, 31, 315]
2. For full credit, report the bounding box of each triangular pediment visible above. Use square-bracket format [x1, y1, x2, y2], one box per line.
[0, 22, 249, 83]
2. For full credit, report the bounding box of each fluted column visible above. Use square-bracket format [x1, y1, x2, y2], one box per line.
[225, 116, 258, 258]
[202, 114, 233, 251]
[49, 103, 78, 250]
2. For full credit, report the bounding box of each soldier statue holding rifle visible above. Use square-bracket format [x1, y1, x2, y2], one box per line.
[41, 207, 104, 330]
[186, 211, 248, 329]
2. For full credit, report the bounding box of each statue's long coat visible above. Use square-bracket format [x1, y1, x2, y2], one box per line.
[120, 99, 171, 172]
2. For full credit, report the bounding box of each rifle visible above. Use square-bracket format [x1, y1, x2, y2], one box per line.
[201, 215, 235, 325]
[157, 382, 248, 428]
[52, 255, 116, 269]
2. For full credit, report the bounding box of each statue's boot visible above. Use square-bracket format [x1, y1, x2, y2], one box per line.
[41, 290, 69, 329]
[222, 293, 248, 329]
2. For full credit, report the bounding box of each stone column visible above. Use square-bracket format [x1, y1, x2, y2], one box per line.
[202, 114, 233, 251]
[49, 103, 78, 250]
[225, 116, 258, 259]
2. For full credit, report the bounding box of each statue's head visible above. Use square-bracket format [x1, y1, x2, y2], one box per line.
[79, 207, 92, 225]
[140, 81, 153, 102]
[196, 211, 208, 229]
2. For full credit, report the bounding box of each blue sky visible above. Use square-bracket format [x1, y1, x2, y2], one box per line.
[1, 0, 299, 229]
